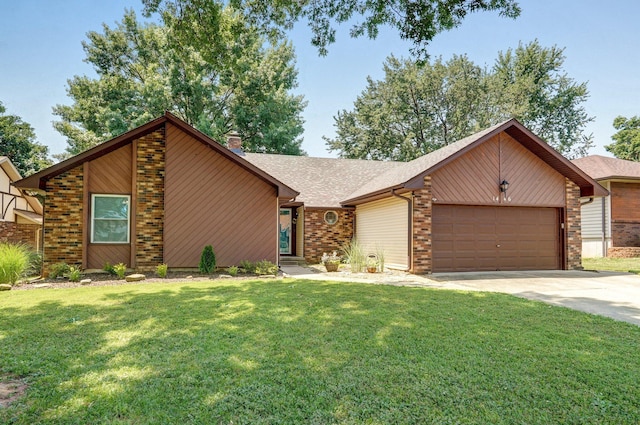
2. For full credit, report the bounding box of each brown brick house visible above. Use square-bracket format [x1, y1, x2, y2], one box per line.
[571, 155, 640, 257]
[17, 114, 605, 274]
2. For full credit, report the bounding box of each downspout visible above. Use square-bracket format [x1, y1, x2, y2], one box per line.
[391, 189, 412, 271]
[602, 196, 607, 257]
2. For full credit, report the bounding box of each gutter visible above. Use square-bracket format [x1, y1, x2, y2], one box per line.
[580, 197, 594, 206]
[391, 189, 412, 271]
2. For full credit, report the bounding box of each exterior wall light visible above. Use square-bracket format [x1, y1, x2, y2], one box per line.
[499, 180, 509, 194]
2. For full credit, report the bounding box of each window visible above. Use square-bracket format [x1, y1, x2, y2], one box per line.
[324, 210, 339, 225]
[91, 194, 130, 243]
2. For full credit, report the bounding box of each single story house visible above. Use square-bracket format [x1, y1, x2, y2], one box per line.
[0, 156, 43, 250]
[571, 155, 640, 257]
[16, 113, 606, 274]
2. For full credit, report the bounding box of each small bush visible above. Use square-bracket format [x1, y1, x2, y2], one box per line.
[67, 266, 82, 282]
[254, 260, 278, 276]
[49, 262, 70, 279]
[156, 263, 168, 278]
[227, 266, 239, 277]
[113, 263, 127, 279]
[239, 260, 255, 274]
[103, 262, 116, 275]
[0, 243, 30, 285]
[199, 245, 216, 274]
[25, 250, 43, 277]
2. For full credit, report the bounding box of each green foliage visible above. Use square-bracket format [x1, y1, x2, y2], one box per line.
[239, 260, 256, 273]
[375, 245, 386, 272]
[227, 266, 239, 277]
[54, 10, 306, 160]
[199, 245, 217, 274]
[605, 116, 640, 161]
[0, 243, 30, 285]
[156, 263, 168, 278]
[2, 280, 640, 424]
[0, 101, 51, 176]
[48, 262, 70, 279]
[254, 260, 278, 275]
[342, 238, 365, 273]
[113, 263, 127, 279]
[143, 0, 521, 58]
[25, 250, 43, 277]
[327, 41, 593, 161]
[67, 266, 82, 282]
[103, 262, 116, 275]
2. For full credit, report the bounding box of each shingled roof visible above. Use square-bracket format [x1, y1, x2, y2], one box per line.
[571, 155, 640, 180]
[243, 153, 399, 208]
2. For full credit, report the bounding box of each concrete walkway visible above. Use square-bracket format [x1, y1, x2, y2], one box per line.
[281, 266, 640, 326]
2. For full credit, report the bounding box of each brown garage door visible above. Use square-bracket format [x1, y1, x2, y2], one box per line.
[432, 205, 560, 272]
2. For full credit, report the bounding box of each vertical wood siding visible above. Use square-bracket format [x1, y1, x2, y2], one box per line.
[86, 144, 133, 269]
[356, 196, 409, 270]
[431, 133, 565, 207]
[164, 123, 277, 267]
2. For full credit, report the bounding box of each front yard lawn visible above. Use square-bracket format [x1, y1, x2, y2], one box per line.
[1, 279, 639, 424]
[583, 257, 640, 273]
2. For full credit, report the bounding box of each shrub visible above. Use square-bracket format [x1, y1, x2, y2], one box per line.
[227, 266, 239, 277]
[239, 260, 255, 274]
[254, 260, 278, 276]
[68, 266, 82, 282]
[103, 262, 116, 275]
[199, 245, 216, 274]
[113, 263, 127, 279]
[49, 262, 70, 279]
[0, 243, 30, 285]
[25, 250, 43, 277]
[342, 238, 366, 273]
[156, 263, 168, 278]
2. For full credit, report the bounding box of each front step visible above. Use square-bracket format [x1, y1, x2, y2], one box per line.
[280, 256, 307, 266]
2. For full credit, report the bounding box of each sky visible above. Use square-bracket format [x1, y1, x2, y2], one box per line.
[1, 0, 639, 160]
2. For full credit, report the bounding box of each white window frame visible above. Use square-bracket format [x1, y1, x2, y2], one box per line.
[91, 194, 131, 244]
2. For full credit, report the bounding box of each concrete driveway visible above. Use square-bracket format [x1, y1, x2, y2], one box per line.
[282, 266, 640, 326]
[430, 270, 640, 326]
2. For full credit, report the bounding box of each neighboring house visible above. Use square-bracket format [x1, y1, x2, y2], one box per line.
[0, 156, 43, 250]
[16, 113, 606, 274]
[571, 155, 640, 257]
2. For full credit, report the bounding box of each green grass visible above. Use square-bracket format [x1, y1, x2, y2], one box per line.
[583, 257, 640, 273]
[1, 279, 640, 424]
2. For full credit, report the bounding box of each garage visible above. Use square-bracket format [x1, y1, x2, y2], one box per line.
[432, 205, 560, 272]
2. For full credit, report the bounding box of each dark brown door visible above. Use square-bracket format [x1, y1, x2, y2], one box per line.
[432, 205, 560, 272]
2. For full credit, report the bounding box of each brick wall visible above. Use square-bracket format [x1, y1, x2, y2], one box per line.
[135, 129, 166, 270]
[565, 178, 582, 270]
[43, 166, 84, 273]
[0, 222, 39, 249]
[611, 222, 640, 247]
[303, 208, 354, 263]
[412, 176, 433, 274]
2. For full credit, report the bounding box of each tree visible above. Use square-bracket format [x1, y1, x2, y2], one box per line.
[605, 116, 640, 161]
[54, 9, 306, 159]
[143, 0, 521, 57]
[326, 41, 594, 161]
[326, 55, 493, 160]
[0, 102, 51, 176]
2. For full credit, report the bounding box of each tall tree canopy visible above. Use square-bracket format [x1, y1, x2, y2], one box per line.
[326, 41, 594, 160]
[143, 0, 521, 57]
[54, 9, 306, 159]
[0, 102, 51, 176]
[605, 116, 640, 161]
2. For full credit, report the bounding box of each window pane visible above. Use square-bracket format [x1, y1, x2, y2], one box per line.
[94, 197, 129, 219]
[93, 219, 129, 242]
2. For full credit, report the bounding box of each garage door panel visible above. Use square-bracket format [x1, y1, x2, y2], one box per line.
[432, 205, 560, 272]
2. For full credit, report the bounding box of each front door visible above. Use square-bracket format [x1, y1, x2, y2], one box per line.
[279, 208, 292, 255]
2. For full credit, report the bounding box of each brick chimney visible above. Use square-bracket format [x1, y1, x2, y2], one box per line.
[226, 132, 243, 155]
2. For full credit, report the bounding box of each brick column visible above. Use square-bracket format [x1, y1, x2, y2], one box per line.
[43, 166, 84, 274]
[135, 129, 165, 270]
[303, 208, 354, 263]
[412, 176, 432, 274]
[565, 178, 582, 270]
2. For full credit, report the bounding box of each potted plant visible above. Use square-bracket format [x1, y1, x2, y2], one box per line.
[321, 251, 341, 272]
[366, 255, 378, 273]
